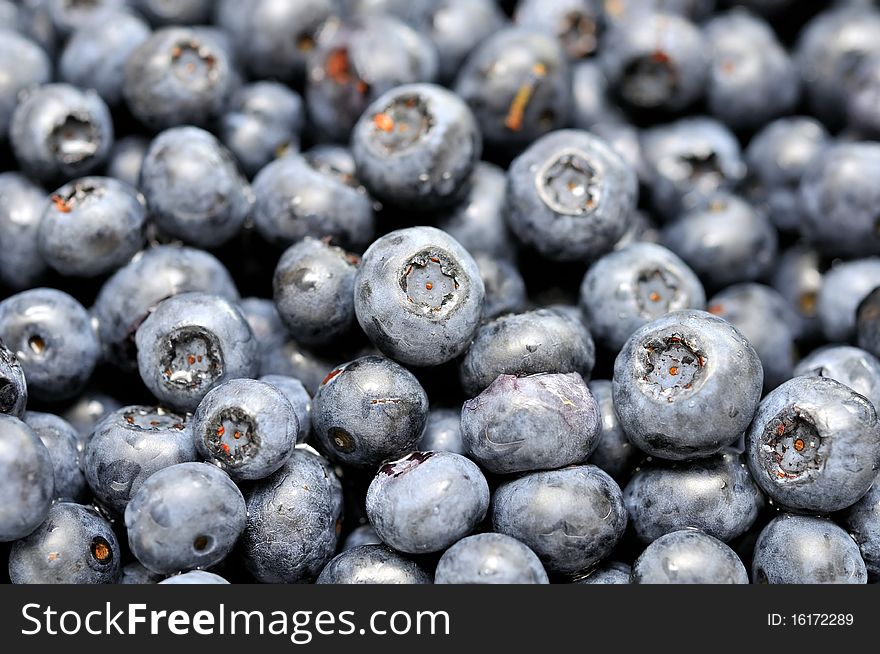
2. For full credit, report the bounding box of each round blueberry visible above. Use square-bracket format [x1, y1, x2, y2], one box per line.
[631, 529, 748, 584]
[0, 29, 51, 140]
[0, 173, 48, 291]
[794, 345, 880, 412]
[428, 0, 505, 83]
[259, 375, 312, 444]
[818, 258, 880, 343]
[474, 254, 528, 321]
[587, 379, 640, 481]
[24, 411, 87, 502]
[418, 408, 464, 455]
[0, 415, 54, 542]
[316, 545, 432, 584]
[106, 136, 148, 189]
[435, 533, 548, 585]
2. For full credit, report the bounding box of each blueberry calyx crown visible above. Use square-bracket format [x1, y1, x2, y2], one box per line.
[170, 40, 220, 85]
[536, 149, 604, 217]
[641, 333, 707, 401]
[160, 326, 224, 390]
[49, 114, 101, 165]
[399, 250, 461, 314]
[636, 268, 682, 319]
[50, 180, 103, 214]
[207, 407, 260, 465]
[621, 51, 680, 108]
[122, 406, 186, 431]
[368, 95, 434, 156]
[761, 407, 824, 483]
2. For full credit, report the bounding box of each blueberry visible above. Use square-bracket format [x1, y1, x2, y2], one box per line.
[317, 545, 432, 584]
[570, 60, 613, 130]
[417, 408, 463, 454]
[133, 0, 212, 26]
[239, 298, 287, 357]
[0, 339, 28, 419]
[613, 209, 659, 250]
[744, 117, 829, 233]
[613, 310, 763, 460]
[474, 254, 528, 321]
[39, 176, 147, 277]
[846, 54, 880, 135]
[641, 116, 745, 221]
[462, 373, 600, 474]
[703, 9, 799, 129]
[769, 245, 824, 341]
[505, 129, 637, 263]
[59, 10, 151, 106]
[600, 12, 708, 112]
[794, 345, 880, 412]
[160, 570, 229, 584]
[0, 415, 54, 542]
[241, 445, 343, 583]
[259, 338, 336, 396]
[707, 284, 798, 392]
[858, 287, 880, 360]
[752, 514, 867, 584]
[427, 0, 506, 83]
[60, 390, 122, 447]
[342, 525, 382, 552]
[515, 0, 601, 60]
[135, 292, 258, 412]
[573, 561, 631, 585]
[120, 561, 163, 585]
[105, 136, 149, 190]
[460, 308, 596, 396]
[140, 126, 251, 248]
[260, 375, 312, 444]
[123, 27, 236, 130]
[305, 15, 438, 142]
[125, 462, 247, 575]
[492, 464, 627, 575]
[0, 29, 51, 138]
[587, 380, 640, 481]
[219, 81, 305, 177]
[351, 83, 481, 209]
[435, 162, 517, 262]
[455, 28, 570, 151]
[93, 245, 240, 372]
[193, 378, 298, 481]
[0, 173, 48, 290]
[631, 529, 748, 584]
[0, 288, 99, 402]
[24, 411, 87, 502]
[312, 355, 428, 468]
[366, 451, 489, 554]
[9, 502, 119, 584]
[273, 237, 359, 347]
[580, 243, 706, 351]
[10, 83, 114, 184]
[624, 451, 763, 544]
[354, 227, 484, 367]
[817, 258, 880, 343]
[251, 153, 375, 251]
[44, 0, 126, 36]
[746, 376, 880, 514]
[800, 142, 880, 258]
[84, 405, 196, 515]
[843, 475, 880, 575]
[435, 533, 549, 584]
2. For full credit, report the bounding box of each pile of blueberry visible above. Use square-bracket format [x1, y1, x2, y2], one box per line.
[2, 0, 880, 586]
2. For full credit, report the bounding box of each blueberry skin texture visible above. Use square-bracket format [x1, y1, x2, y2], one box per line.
[106, 136, 149, 190]
[435, 162, 516, 263]
[641, 117, 745, 221]
[587, 380, 640, 481]
[435, 533, 548, 585]
[317, 545, 432, 584]
[123, 27, 235, 130]
[38, 176, 147, 277]
[474, 254, 527, 321]
[0, 173, 48, 290]
[140, 127, 251, 249]
[631, 530, 748, 584]
[600, 12, 708, 112]
[491, 464, 627, 575]
[613, 310, 763, 461]
[707, 283, 798, 392]
[624, 452, 763, 544]
[574, 561, 631, 585]
[794, 345, 880, 412]
[770, 245, 824, 341]
[259, 339, 336, 396]
[58, 10, 151, 106]
[0, 288, 99, 402]
[745, 376, 880, 514]
[579, 243, 706, 352]
[135, 292, 258, 413]
[93, 245, 239, 372]
[251, 153, 375, 251]
[843, 476, 880, 575]
[125, 462, 247, 575]
[366, 451, 490, 554]
[428, 0, 506, 83]
[460, 308, 596, 397]
[515, 0, 601, 60]
[354, 227, 485, 367]
[24, 411, 87, 502]
[0, 415, 54, 542]
[193, 378, 298, 482]
[799, 143, 880, 259]
[455, 28, 570, 151]
[9, 502, 119, 584]
[241, 446, 344, 583]
[418, 408, 463, 454]
[0, 29, 51, 139]
[818, 258, 880, 343]
[160, 570, 230, 585]
[260, 375, 312, 444]
[744, 117, 829, 233]
[703, 10, 799, 130]
[461, 373, 600, 475]
[342, 525, 382, 552]
[84, 405, 197, 515]
[312, 355, 428, 468]
[753, 514, 867, 584]
[505, 130, 637, 263]
[61, 391, 122, 447]
[239, 298, 287, 355]
[219, 81, 305, 177]
[273, 237, 358, 347]
[0, 340, 27, 420]
[10, 84, 114, 184]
